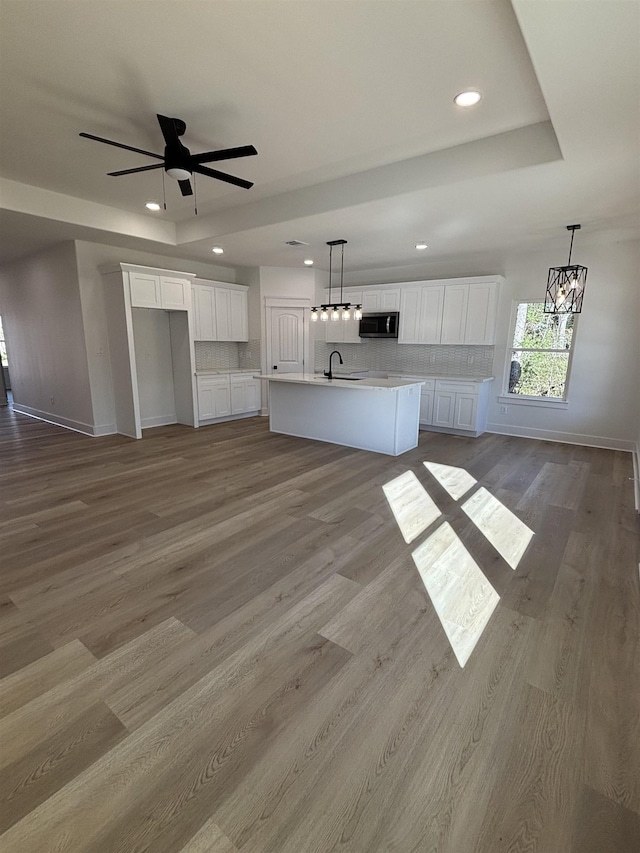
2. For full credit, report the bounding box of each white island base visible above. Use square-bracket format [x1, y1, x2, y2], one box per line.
[259, 374, 423, 456]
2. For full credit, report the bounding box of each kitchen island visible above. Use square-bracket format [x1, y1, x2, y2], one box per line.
[256, 373, 424, 455]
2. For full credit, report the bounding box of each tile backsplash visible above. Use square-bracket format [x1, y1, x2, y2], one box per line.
[314, 340, 494, 378]
[195, 340, 261, 371]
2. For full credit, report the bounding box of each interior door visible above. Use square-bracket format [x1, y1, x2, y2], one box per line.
[269, 307, 305, 373]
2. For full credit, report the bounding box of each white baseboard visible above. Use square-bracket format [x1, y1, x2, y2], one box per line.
[633, 442, 640, 513]
[140, 415, 178, 429]
[486, 422, 635, 453]
[11, 404, 108, 437]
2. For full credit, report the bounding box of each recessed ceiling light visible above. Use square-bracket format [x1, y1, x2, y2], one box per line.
[416, 242, 428, 250]
[212, 246, 224, 254]
[454, 90, 482, 107]
[145, 201, 161, 211]
[303, 259, 314, 266]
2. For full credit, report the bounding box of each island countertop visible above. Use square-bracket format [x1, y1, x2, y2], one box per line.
[254, 373, 424, 390]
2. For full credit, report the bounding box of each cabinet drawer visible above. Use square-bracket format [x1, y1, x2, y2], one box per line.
[435, 380, 478, 395]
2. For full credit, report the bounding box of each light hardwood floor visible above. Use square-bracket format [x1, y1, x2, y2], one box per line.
[1, 407, 639, 852]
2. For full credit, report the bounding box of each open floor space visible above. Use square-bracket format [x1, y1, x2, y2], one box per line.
[1, 409, 639, 852]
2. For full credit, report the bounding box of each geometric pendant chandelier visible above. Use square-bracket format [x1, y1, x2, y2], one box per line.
[544, 224, 587, 314]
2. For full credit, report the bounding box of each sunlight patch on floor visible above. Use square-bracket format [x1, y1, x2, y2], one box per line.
[382, 470, 441, 544]
[412, 521, 500, 667]
[423, 461, 477, 500]
[461, 486, 534, 570]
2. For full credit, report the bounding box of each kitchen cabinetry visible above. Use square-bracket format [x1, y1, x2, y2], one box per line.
[197, 373, 261, 423]
[441, 282, 497, 345]
[324, 290, 362, 344]
[192, 281, 248, 342]
[389, 375, 492, 436]
[231, 375, 261, 415]
[361, 289, 400, 312]
[432, 380, 489, 435]
[129, 271, 190, 311]
[399, 286, 444, 344]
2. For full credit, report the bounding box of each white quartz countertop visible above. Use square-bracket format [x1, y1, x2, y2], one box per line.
[195, 368, 258, 375]
[254, 373, 424, 390]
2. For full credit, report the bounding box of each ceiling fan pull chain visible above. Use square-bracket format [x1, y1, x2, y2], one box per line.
[162, 170, 167, 211]
[194, 173, 198, 216]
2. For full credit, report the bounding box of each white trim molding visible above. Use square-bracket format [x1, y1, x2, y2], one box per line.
[12, 404, 115, 437]
[633, 442, 640, 513]
[486, 422, 635, 453]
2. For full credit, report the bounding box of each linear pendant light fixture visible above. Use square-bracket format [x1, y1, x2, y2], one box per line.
[544, 224, 587, 314]
[311, 240, 362, 322]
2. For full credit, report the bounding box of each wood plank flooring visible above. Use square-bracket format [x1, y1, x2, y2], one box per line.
[1, 407, 639, 852]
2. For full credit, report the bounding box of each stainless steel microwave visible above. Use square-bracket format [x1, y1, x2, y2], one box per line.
[358, 312, 400, 338]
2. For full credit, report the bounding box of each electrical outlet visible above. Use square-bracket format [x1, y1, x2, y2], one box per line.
[500, 405, 508, 414]
[50, 396, 55, 405]
[468, 355, 474, 364]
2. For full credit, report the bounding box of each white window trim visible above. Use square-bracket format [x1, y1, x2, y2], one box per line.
[503, 299, 578, 404]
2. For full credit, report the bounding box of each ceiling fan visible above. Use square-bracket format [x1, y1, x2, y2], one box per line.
[79, 113, 257, 197]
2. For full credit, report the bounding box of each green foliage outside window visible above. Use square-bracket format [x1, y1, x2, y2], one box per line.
[509, 303, 574, 399]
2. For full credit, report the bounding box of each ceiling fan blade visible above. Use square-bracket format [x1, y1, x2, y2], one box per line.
[178, 179, 193, 197]
[79, 132, 163, 160]
[157, 113, 182, 147]
[108, 163, 165, 177]
[191, 145, 258, 165]
[192, 164, 254, 189]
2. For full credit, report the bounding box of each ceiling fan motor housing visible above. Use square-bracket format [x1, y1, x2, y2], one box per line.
[164, 142, 192, 180]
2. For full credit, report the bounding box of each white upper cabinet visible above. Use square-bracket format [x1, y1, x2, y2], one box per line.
[441, 285, 469, 344]
[129, 271, 190, 311]
[361, 289, 400, 312]
[398, 277, 501, 345]
[399, 285, 444, 344]
[192, 281, 248, 342]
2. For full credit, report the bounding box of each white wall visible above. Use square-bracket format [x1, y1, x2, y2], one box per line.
[131, 308, 176, 427]
[0, 241, 95, 431]
[487, 238, 639, 449]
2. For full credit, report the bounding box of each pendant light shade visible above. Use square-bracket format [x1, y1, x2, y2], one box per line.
[310, 239, 362, 322]
[544, 225, 587, 314]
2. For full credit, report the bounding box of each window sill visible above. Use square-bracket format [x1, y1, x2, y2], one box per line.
[498, 394, 569, 410]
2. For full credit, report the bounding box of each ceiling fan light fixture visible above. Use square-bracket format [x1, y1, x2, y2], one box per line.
[166, 165, 192, 181]
[454, 90, 482, 107]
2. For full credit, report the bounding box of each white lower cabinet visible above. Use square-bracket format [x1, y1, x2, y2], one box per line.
[394, 376, 492, 436]
[197, 374, 260, 422]
[231, 376, 261, 415]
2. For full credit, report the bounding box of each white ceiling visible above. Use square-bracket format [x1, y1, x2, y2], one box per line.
[0, 0, 638, 275]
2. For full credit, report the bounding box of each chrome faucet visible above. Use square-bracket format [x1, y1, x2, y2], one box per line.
[324, 350, 343, 380]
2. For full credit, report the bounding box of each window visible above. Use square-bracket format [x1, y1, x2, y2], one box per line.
[506, 301, 575, 401]
[0, 316, 7, 368]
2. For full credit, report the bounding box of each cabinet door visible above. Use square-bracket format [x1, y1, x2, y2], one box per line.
[129, 272, 161, 308]
[441, 285, 468, 344]
[230, 380, 246, 414]
[381, 290, 400, 311]
[420, 390, 434, 425]
[421, 286, 444, 343]
[361, 291, 380, 312]
[432, 391, 456, 428]
[213, 380, 231, 417]
[244, 379, 260, 412]
[325, 318, 345, 343]
[229, 290, 248, 341]
[197, 383, 217, 420]
[454, 394, 478, 430]
[193, 286, 216, 340]
[214, 288, 232, 341]
[160, 277, 189, 311]
[399, 287, 422, 343]
[465, 284, 497, 344]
